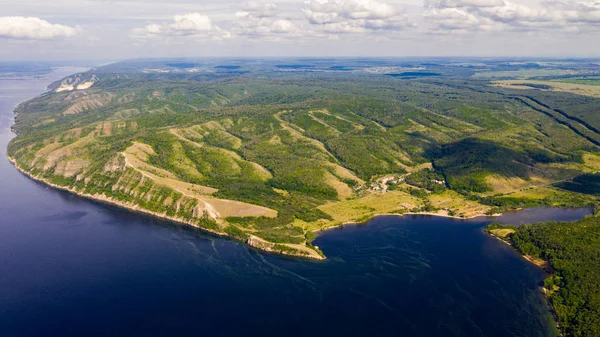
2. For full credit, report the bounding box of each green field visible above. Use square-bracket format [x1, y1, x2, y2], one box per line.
[473, 69, 578, 79]
[553, 77, 600, 86]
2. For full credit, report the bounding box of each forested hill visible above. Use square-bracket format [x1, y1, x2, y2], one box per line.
[489, 215, 600, 337]
[7, 58, 600, 258]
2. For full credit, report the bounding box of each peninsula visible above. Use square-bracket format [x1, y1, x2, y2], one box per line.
[8, 58, 600, 259]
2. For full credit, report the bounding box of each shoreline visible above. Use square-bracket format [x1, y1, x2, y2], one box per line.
[486, 231, 553, 272]
[7, 151, 569, 332]
[8, 150, 509, 260]
[6, 150, 584, 266]
[486, 231, 562, 335]
[7, 155, 325, 261]
[315, 211, 502, 233]
[7, 152, 509, 261]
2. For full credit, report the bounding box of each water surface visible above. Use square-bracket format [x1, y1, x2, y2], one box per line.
[0, 69, 591, 337]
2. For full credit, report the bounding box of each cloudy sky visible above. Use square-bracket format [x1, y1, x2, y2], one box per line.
[1, 0, 599, 60]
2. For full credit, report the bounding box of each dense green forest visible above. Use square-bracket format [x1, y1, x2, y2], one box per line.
[7, 59, 600, 257]
[555, 173, 600, 196]
[487, 216, 600, 337]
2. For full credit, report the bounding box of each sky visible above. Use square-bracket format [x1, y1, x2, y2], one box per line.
[0, 0, 599, 61]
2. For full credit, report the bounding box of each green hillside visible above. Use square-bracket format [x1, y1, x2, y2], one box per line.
[8, 60, 600, 258]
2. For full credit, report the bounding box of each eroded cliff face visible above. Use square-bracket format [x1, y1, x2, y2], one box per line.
[8, 114, 324, 260]
[53, 73, 99, 92]
[10, 152, 324, 259]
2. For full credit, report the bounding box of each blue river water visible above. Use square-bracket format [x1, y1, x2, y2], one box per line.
[0, 69, 592, 337]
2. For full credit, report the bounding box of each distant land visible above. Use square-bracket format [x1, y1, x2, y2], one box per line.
[7, 58, 600, 260]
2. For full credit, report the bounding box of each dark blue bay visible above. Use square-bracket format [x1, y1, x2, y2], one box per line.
[0, 69, 591, 337]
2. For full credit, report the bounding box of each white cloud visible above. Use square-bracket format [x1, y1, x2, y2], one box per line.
[477, 3, 560, 26]
[3, 0, 597, 59]
[542, 1, 600, 24]
[426, 0, 505, 9]
[270, 19, 297, 32]
[303, 0, 396, 23]
[131, 12, 230, 40]
[241, 1, 280, 18]
[303, 0, 409, 33]
[233, 2, 307, 40]
[0, 16, 79, 40]
[234, 16, 300, 37]
[424, 8, 493, 32]
[171, 13, 215, 32]
[424, 0, 600, 34]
